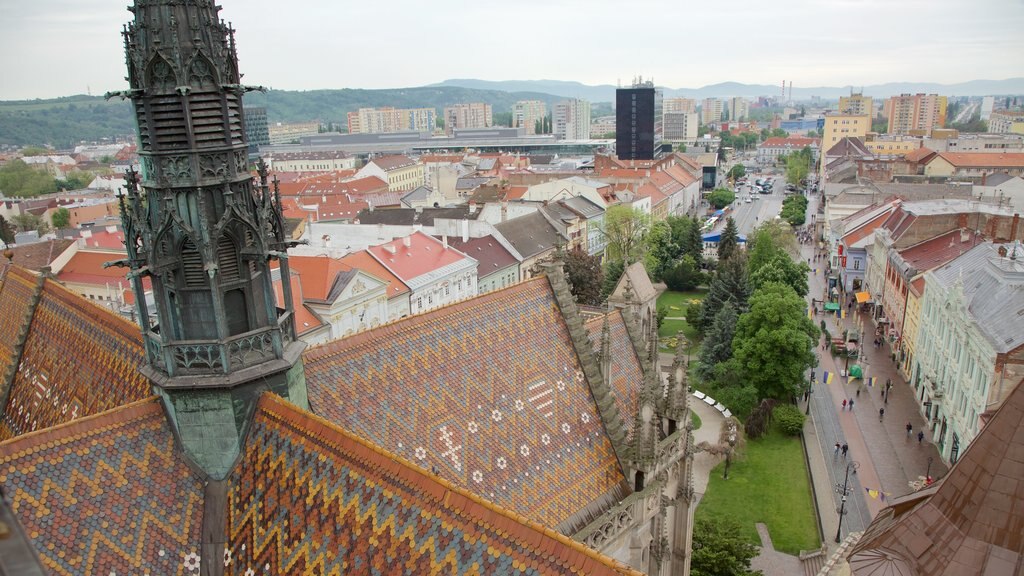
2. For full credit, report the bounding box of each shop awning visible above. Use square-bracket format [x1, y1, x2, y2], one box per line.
[855, 291, 871, 303]
[824, 302, 840, 311]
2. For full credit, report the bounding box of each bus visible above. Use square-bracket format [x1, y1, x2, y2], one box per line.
[702, 216, 719, 232]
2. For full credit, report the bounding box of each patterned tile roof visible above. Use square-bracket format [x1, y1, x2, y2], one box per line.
[0, 278, 150, 440]
[228, 394, 642, 576]
[303, 277, 627, 529]
[584, 311, 644, 443]
[0, 266, 38, 397]
[0, 397, 204, 575]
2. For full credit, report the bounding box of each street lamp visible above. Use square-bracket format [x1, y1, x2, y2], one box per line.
[926, 457, 934, 484]
[805, 372, 816, 416]
[835, 460, 860, 543]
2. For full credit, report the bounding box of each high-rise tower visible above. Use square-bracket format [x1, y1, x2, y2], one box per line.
[110, 0, 307, 479]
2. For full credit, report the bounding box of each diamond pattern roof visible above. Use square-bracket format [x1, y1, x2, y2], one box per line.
[0, 279, 150, 440]
[0, 397, 204, 575]
[303, 277, 626, 529]
[585, 311, 644, 443]
[0, 266, 37, 396]
[227, 394, 642, 576]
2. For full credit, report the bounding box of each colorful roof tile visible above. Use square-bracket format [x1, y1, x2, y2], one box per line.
[227, 394, 642, 576]
[0, 279, 150, 440]
[0, 397, 204, 575]
[302, 277, 627, 529]
[585, 310, 644, 442]
[0, 266, 38, 395]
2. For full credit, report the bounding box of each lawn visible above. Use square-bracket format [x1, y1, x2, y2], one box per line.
[657, 290, 705, 344]
[691, 410, 702, 430]
[695, 426, 819, 555]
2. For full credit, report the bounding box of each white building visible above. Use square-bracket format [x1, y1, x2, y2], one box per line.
[553, 98, 591, 140]
[367, 232, 478, 315]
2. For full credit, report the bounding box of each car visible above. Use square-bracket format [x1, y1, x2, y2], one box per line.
[755, 178, 764, 186]
[744, 197, 752, 203]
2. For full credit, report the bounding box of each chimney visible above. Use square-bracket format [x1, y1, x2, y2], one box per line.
[403, 235, 412, 248]
[501, 201, 508, 223]
[384, 243, 397, 255]
[469, 201, 477, 214]
[462, 218, 469, 242]
[960, 228, 971, 243]
[442, 235, 448, 249]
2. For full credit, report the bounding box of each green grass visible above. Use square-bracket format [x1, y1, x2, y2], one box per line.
[691, 410, 702, 430]
[695, 426, 819, 555]
[657, 290, 705, 350]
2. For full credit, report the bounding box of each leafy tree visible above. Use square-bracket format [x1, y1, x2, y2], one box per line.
[726, 164, 745, 180]
[0, 160, 59, 198]
[600, 259, 625, 301]
[871, 118, 888, 134]
[707, 188, 735, 209]
[690, 517, 762, 576]
[717, 217, 739, 262]
[697, 302, 738, 382]
[644, 220, 678, 280]
[56, 170, 94, 191]
[677, 143, 687, 152]
[563, 248, 604, 306]
[731, 282, 820, 401]
[697, 255, 750, 332]
[663, 255, 704, 292]
[785, 147, 813, 186]
[19, 146, 50, 156]
[780, 194, 809, 226]
[11, 212, 49, 235]
[805, 129, 820, 138]
[749, 253, 810, 297]
[0, 214, 15, 244]
[747, 220, 799, 273]
[599, 205, 649, 265]
[51, 207, 71, 230]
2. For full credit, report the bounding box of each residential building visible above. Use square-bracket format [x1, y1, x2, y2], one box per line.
[553, 98, 592, 140]
[974, 173, 1024, 209]
[590, 116, 616, 138]
[988, 110, 1024, 135]
[821, 116, 871, 180]
[441, 234, 519, 293]
[268, 121, 320, 145]
[980, 96, 995, 120]
[243, 106, 269, 152]
[757, 137, 821, 164]
[663, 97, 696, 114]
[512, 100, 546, 135]
[346, 107, 437, 134]
[663, 111, 698, 144]
[560, 195, 607, 257]
[267, 150, 357, 172]
[366, 231, 477, 315]
[522, 176, 615, 208]
[884, 93, 948, 135]
[337, 250, 411, 320]
[494, 211, 564, 279]
[287, 255, 390, 343]
[701, 98, 723, 125]
[838, 92, 873, 117]
[923, 133, 1024, 154]
[922, 152, 1024, 179]
[616, 80, 663, 161]
[728, 97, 749, 122]
[914, 241, 1024, 465]
[356, 155, 424, 192]
[444, 103, 492, 135]
[863, 133, 921, 156]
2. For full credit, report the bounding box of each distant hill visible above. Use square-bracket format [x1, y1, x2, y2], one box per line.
[433, 78, 1024, 101]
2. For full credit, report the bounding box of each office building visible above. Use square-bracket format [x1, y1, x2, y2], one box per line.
[243, 106, 269, 153]
[268, 121, 320, 145]
[617, 79, 663, 160]
[884, 93, 948, 135]
[663, 111, 698, 144]
[553, 98, 592, 140]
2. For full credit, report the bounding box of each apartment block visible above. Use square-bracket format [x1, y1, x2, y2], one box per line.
[346, 107, 437, 134]
[838, 92, 873, 118]
[988, 110, 1024, 135]
[728, 97, 749, 122]
[268, 121, 320, 145]
[663, 97, 696, 114]
[444, 103, 492, 135]
[512, 100, 547, 135]
[553, 98, 591, 140]
[884, 93, 947, 135]
[701, 98, 723, 125]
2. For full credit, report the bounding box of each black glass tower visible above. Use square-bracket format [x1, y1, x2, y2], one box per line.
[616, 80, 663, 161]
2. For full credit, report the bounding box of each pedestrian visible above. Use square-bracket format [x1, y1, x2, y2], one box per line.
[879, 407, 885, 421]
[842, 399, 847, 410]
[841, 443, 849, 458]
[884, 390, 889, 405]
[849, 398, 855, 411]
[917, 431, 924, 444]
[856, 387, 861, 398]
[834, 442, 841, 456]
[886, 378, 892, 391]
[906, 422, 913, 437]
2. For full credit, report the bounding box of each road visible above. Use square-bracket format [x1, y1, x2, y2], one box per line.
[712, 172, 786, 237]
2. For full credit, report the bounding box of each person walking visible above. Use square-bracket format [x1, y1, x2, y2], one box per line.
[849, 398, 855, 411]
[842, 399, 847, 411]
[917, 431, 925, 444]
[841, 443, 849, 458]
[879, 407, 885, 421]
[834, 442, 841, 456]
[906, 422, 913, 437]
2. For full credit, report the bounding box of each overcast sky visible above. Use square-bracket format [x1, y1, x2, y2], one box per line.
[1, 0, 1022, 100]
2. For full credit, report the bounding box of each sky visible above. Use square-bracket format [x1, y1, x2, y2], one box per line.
[1, 0, 1023, 100]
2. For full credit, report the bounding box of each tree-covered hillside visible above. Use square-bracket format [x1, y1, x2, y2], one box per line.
[0, 87, 567, 147]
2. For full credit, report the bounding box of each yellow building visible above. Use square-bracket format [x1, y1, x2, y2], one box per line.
[820, 113, 871, 178]
[838, 93, 873, 118]
[864, 134, 921, 156]
[355, 155, 424, 192]
[900, 277, 925, 381]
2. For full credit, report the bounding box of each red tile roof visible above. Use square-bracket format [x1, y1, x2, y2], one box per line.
[302, 277, 628, 528]
[338, 250, 410, 298]
[441, 235, 518, 276]
[0, 239, 73, 271]
[227, 394, 642, 576]
[932, 152, 1024, 168]
[272, 271, 324, 336]
[897, 229, 983, 273]
[760, 137, 821, 148]
[56, 250, 152, 291]
[78, 229, 126, 250]
[369, 154, 417, 171]
[902, 147, 935, 163]
[367, 231, 473, 284]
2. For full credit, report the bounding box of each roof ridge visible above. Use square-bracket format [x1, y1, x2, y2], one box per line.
[256, 393, 642, 575]
[0, 396, 161, 451]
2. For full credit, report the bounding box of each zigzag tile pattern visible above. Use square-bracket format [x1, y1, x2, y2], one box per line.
[227, 394, 641, 576]
[0, 280, 150, 440]
[0, 266, 37, 397]
[585, 311, 645, 443]
[303, 278, 625, 527]
[0, 398, 204, 575]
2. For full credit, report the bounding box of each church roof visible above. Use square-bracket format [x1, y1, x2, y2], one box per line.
[849, 373, 1024, 576]
[228, 393, 641, 576]
[585, 310, 645, 443]
[610, 262, 658, 304]
[0, 265, 38, 396]
[302, 277, 628, 531]
[0, 271, 150, 441]
[0, 397, 205, 575]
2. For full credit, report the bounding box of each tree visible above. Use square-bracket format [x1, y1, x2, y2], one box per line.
[697, 255, 750, 332]
[785, 149, 811, 186]
[644, 220, 679, 280]
[563, 248, 604, 306]
[600, 205, 649, 265]
[0, 160, 59, 198]
[731, 282, 819, 401]
[726, 164, 746, 181]
[749, 253, 810, 297]
[663, 255, 704, 292]
[780, 194, 809, 227]
[747, 220, 799, 273]
[717, 217, 740, 262]
[19, 146, 50, 157]
[707, 188, 736, 209]
[684, 216, 704, 269]
[51, 207, 71, 231]
[690, 517, 762, 576]
[0, 214, 15, 245]
[697, 302, 738, 382]
[600, 259, 625, 301]
[677, 143, 687, 152]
